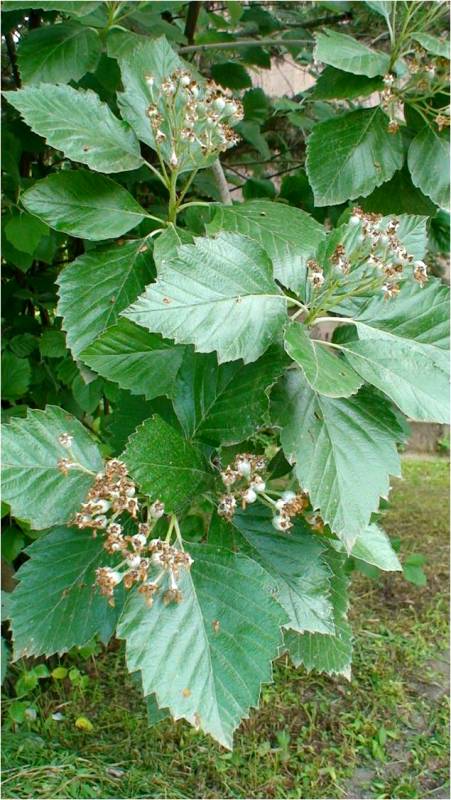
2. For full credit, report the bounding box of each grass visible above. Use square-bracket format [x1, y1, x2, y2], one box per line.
[2, 459, 449, 800]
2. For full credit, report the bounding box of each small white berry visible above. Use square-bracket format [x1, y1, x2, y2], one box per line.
[126, 555, 141, 569]
[236, 458, 251, 479]
[243, 488, 257, 504]
[250, 476, 266, 493]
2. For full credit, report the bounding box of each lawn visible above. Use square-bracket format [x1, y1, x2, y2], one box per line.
[2, 459, 449, 800]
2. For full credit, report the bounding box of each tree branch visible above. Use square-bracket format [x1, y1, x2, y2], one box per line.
[184, 1, 201, 45]
[211, 159, 232, 205]
[179, 38, 313, 53]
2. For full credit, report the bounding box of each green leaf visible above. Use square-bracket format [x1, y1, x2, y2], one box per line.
[153, 226, 193, 273]
[402, 553, 427, 586]
[39, 330, 67, 358]
[210, 61, 252, 89]
[146, 694, 170, 726]
[22, 172, 146, 241]
[123, 232, 287, 365]
[411, 32, 450, 59]
[172, 345, 286, 445]
[306, 108, 404, 206]
[315, 30, 390, 77]
[4, 85, 143, 174]
[341, 280, 450, 422]
[2, 352, 31, 400]
[351, 523, 401, 571]
[360, 167, 438, 216]
[311, 66, 383, 100]
[408, 125, 450, 211]
[285, 547, 352, 677]
[342, 339, 449, 423]
[105, 391, 159, 452]
[17, 23, 101, 84]
[122, 415, 210, 511]
[1, 638, 10, 686]
[207, 201, 325, 294]
[71, 374, 103, 414]
[211, 506, 334, 635]
[284, 322, 363, 398]
[117, 543, 286, 748]
[1, 406, 102, 529]
[9, 527, 121, 660]
[4, 212, 48, 255]
[57, 238, 154, 358]
[272, 372, 403, 550]
[2, 2, 101, 15]
[80, 318, 184, 401]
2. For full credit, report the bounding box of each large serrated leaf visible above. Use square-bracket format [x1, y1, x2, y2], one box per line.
[210, 507, 334, 636]
[2, 406, 102, 529]
[17, 23, 101, 85]
[340, 279, 450, 422]
[122, 415, 210, 511]
[4, 85, 143, 173]
[306, 108, 403, 206]
[123, 232, 287, 365]
[80, 318, 184, 401]
[311, 66, 383, 100]
[272, 371, 404, 550]
[22, 172, 146, 240]
[408, 125, 450, 211]
[315, 30, 390, 77]
[117, 543, 287, 748]
[172, 345, 287, 445]
[285, 547, 352, 677]
[207, 201, 325, 294]
[57, 238, 154, 358]
[284, 322, 363, 398]
[9, 527, 121, 660]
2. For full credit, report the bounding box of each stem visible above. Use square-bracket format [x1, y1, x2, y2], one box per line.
[176, 169, 199, 207]
[144, 159, 169, 189]
[167, 170, 178, 223]
[144, 212, 166, 224]
[172, 516, 184, 548]
[165, 515, 176, 543]
[177, 200, 212, 212]
[313, 316, 354, 324]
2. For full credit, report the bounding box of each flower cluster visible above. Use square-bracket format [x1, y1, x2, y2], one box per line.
[96, 538, 193, 608]
[218, 453, 268, 519]
[347, 207, 428, 296]
[310, 207, 428, 300]
[145, 68, 243, 170]
[72, 458, 140, 530]
[272, 490, 310, 532]
[57, 443, 193, 609]
[382, 50, 450, 133]
[218, 453, 309, 533]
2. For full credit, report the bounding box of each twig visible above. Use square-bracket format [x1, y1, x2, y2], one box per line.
[179, 38, 313, 53]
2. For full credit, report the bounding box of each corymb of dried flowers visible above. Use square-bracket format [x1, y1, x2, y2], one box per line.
[56, 441, 193, 609]
[145, 67, 243, 170]
[217, 452, 310, 534]
[310, 207, 429, 300]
